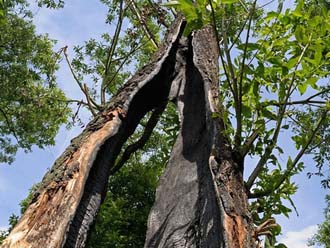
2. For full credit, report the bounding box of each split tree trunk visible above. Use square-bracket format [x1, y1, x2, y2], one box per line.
[145, 26, 255, 248]
[2, 19, 255, 248]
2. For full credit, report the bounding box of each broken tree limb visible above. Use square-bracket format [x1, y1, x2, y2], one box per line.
[1, 17, 185, 248]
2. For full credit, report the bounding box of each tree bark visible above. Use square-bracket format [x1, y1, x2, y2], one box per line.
[1, 18, 185, 248]
[2, 19, 255, 248]
[144, 26, 255, 247]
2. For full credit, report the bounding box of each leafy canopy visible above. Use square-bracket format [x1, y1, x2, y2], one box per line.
[0, 0, 70, 164]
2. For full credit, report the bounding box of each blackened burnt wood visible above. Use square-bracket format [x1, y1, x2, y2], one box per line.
[144, 26, 255, 248]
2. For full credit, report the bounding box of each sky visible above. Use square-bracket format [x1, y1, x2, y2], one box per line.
[0, 1, 329, 247]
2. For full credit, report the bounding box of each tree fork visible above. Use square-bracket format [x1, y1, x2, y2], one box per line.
[1, 17, 185, 248]
[2, 18, 255, 248]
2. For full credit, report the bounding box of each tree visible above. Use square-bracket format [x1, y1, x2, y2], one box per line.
[2, 0, 330, 247]
[308, 195, 330, 248]
[0, 0, 70, 164]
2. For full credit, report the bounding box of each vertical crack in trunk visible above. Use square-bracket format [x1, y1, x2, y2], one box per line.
[145, 26, 255, 248]
[145, 27, 224, 248]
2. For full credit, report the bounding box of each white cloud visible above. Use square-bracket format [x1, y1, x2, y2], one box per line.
[0, 226, 8, 232]
[279, 225, 318, 248]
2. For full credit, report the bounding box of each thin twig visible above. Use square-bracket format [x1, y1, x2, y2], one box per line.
[84, 84, 97, 116]
[126, 0, 159, 49]
[101, 0, 125, 104]
[62, 46, 100, 112]
[207, 0, 235, 98]
[103, 41, 148, 91]
[235, 0, 257, 147]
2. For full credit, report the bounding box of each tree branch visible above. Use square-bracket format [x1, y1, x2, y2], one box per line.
[248, 108, 329, 199]
[208, 0, 235, 99]
[240, 128, 260, 157]
[270, 99, 326, 107]
[235, 0, 256, 148]
[126, 0, 158, 49]
[103, 41, 148, 92]
[83, 84, 97, 116]
[110, 103, 166, 174]
[246, 43, 310, 190]
[62, 46, 101, 113]
[101, 0, 125, 104]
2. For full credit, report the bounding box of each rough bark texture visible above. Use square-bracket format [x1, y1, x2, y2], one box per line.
[144, 26, 255, 247]
[1, 18, 185, 248]
[2, 19, 256, 248]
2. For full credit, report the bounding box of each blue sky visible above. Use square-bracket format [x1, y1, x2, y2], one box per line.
[0, 1, 328, 247]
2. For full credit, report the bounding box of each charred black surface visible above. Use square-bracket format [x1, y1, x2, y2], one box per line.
[145, 35, 224, 248]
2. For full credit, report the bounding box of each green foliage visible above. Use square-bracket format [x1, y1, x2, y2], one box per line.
[0, 0, 70, 163]
[294, 106, 330, 188]
[0, 214, 19, 245]
[36, 0, 64, 8]
[66, 0, 171, 109]
[308, 195, 330, 247]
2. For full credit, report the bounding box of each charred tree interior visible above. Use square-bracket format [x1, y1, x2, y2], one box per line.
[145, 35, 224, 247]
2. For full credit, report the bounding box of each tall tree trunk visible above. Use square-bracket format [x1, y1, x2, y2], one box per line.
[1, 18, 185, 248]
[145, 26, 255, 247]
[2, 19, 255, 248]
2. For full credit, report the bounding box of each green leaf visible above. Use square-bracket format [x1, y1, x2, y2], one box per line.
[162, 1, 180, 7]
[221, 0, 238, 3]
[237, 43, 259, 51]
[304, 56, 317, 65]
[294, 25, 306, 42]
[262, 108, 277, 120]
[298, 82, 308, 95]
[285, 57, 299, 70]
[287, 156, 293, 168]
[265, 11, 279, 22]
[306, 77, 318, 89]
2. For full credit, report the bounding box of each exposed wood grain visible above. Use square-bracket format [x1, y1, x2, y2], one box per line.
[1, 17, 185, 248]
